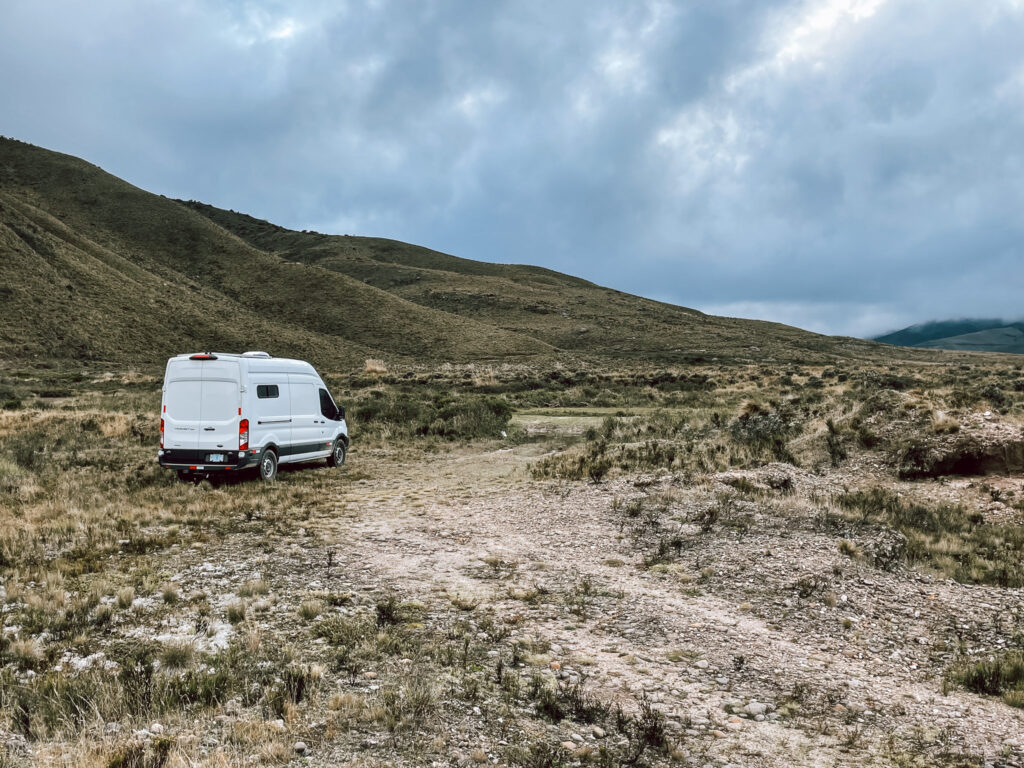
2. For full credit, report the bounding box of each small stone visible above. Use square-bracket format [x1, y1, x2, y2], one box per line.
[150, 723, 164, 735]
[268, 719, 286, 733]
[363, 671, 378, 679]
[591, 726, 606, 739]
[294, 741, 307, 755]
[695, 660, 709, 669]
[572, 733, 584, 743]
[744, 701, 768, 717]
[549, 661, 562, 670]
[560, 741, 577, 751]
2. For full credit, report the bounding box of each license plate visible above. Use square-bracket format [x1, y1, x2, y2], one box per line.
[206, 454, 225, 463]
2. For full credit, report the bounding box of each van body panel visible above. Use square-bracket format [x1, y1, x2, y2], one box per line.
[251, 373, 292, 451]
[287, 375, 329, 460]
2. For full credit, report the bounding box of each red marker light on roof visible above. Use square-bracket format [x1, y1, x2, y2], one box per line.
[189, 353, 218, 360]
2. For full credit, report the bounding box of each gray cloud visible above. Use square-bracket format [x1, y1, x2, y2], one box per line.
[2, 0, 1022, 336]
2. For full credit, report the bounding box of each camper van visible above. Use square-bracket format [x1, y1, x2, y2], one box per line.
[157, 352, 348, 482]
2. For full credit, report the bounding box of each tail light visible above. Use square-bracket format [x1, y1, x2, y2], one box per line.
[160, 418, 164, 449]
[239, 418, 249, 451]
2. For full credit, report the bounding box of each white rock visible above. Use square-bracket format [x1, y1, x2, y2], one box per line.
[744, 701, 768, 717]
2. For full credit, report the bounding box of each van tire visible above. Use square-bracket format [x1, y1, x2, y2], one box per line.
[258, 449, 278, 482]
[328, 439, 346, 468]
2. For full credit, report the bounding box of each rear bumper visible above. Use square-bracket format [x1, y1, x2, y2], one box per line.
[158, 449, 259, 472]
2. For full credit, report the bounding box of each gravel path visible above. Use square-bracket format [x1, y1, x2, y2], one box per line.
[300, 444, 1024, 767]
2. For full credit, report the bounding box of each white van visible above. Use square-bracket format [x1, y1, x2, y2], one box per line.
[157, 352, 349, 482]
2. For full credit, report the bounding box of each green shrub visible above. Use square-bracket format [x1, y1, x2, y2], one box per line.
[947, 651, 1024, 705]
[835, 489, 1024, 586]
[729, 403, 798, 463]
[353, 392, 512, 439]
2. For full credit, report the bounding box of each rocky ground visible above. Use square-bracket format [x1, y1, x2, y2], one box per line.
[5, 403, 1024, 767]
[20, 437, 1019, 767]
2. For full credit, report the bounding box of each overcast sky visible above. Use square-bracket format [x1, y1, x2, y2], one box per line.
[3, 0, 1023, 337]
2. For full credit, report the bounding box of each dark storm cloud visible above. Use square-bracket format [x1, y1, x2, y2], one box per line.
[2, 0, 1022, 335]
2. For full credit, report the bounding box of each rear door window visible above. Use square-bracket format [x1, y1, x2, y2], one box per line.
[166, 380, 202, 420]
[257, 384, 280, 399]
[201, 380, 239, 420]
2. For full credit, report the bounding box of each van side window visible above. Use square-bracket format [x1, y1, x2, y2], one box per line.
[257, 384, 280, 399]
[319, 388, 338, 420]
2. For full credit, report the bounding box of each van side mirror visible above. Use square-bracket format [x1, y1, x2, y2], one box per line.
[338, 405, 346, 421]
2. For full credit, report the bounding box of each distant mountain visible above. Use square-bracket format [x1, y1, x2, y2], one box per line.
[875, 319, 1024, 354]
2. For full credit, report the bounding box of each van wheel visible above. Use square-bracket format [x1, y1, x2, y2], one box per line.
[328, 439, 346, 468]
[258, 450, 278, 482]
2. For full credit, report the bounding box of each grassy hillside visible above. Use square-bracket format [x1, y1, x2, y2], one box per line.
[182, 202, 911, 365]
[0, 137, 965, 371]
[0, 138, 549, 369]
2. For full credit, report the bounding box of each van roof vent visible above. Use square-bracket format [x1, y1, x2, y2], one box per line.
[242, 351, 272, 358]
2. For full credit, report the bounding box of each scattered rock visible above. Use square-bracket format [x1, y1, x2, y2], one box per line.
[744, 701, 768, 717]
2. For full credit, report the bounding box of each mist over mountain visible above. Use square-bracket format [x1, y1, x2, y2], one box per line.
[874, 319, 1024, 354]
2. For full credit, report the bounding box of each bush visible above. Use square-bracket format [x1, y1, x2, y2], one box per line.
[729, 403, 798, 463]
[354, 392, 512, 440]
[947, 651, 1024, 707]
[835, 488, 1024, 586]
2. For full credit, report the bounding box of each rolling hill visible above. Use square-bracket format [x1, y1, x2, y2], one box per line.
[875, 320, 1024, 355]
[0, 137, 945, 370]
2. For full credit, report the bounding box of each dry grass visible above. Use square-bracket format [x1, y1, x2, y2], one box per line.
[2, 360, 1024, 766]
[364, 358, 388, 375]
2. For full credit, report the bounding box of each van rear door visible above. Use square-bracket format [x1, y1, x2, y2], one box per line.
[163, 358, 240, 455]
[195, 359, 241, 455]
[164, 369, 201, 450]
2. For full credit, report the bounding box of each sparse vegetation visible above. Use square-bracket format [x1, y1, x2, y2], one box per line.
[3, 356, 1024, 765]
[947, 651, 1024, 708]
[835, 488, 1024, 586]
